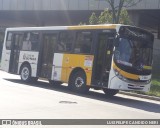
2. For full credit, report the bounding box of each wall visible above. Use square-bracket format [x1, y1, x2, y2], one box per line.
[0, 0, 160, 11]
[153, 39, 160, 77]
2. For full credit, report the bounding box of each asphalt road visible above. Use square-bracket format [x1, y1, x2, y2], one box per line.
[0, 70, 160, 128]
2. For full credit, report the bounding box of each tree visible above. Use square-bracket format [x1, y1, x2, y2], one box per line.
[104, 0, 142, 23]
[80, 0, 142, 25]
[89, 12, 98, 25]
[89, 8, 131, 25]
[97, 9, 112, 24]
[118, 9, 131, 24]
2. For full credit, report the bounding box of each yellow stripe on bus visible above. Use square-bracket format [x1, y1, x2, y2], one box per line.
[143, 65, 152, 70]
[112, 62, 139, 80]
[68, 25, 117, 30]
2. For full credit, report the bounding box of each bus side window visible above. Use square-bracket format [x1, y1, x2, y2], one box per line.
[30, 32, 39, 51]
[22, 33, 32, 51]
[74, 31, 92, 54]
[6, 32, 13, 50]
[57, 31, 73, 52]
[15, 34, 23, 50]
[22, 32, 39, 51]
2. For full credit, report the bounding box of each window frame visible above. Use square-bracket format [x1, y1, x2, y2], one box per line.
[73, 30, 93, 54]
[56, 30, 75, 53]
[6, 32, 13, 50]
[22, 31, 40, 51]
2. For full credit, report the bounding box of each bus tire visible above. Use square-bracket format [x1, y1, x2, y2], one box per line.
[20, 64, 32, 83]
[103, 88, 119, 97]
[69, 70, 89, 93]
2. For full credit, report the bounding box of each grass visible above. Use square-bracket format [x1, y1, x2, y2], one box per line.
[134, 78, 160, 97]
[146, 79, 160, 97]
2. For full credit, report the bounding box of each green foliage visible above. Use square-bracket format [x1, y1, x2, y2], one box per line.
[134, 79, 160, 97]
[97, 9, 112, 24]
[119, 9, 132, 24]
[89, 12, 98, 25]
[148, 79, 160, 97]
[80, 0, 142, 25]
[88, 8, 131, 25]
[104, 0, 142, 23]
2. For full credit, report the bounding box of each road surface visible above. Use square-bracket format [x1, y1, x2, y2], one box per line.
[0, 70, 159, 128]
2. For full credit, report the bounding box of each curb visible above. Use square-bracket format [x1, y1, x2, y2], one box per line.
[119, 91, 160, 101]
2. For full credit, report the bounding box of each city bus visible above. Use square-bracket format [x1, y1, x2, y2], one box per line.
[0, 24, 154, 96]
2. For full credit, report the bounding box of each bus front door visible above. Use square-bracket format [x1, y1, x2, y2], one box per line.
[93, 33, 114, 87]
[9, 34, 23, 74]
[40, 34, 57, 79]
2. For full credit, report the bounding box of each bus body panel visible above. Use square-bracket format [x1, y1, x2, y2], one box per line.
[0, 24, 154, 93]
[112, 61, 152, 81]
[52, 53, 63, 81]
[52, 53, 93, 85]
[1, 49, 11, 72]
[108, 68, 151, 92]
[18, 51, 39, 77]
[1, 30, 10, 72]
[108, 60, 151, 92]
[62, 54, 93, 85]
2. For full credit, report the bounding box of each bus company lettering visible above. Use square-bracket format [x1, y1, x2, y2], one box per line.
[23, 53, 36, 61]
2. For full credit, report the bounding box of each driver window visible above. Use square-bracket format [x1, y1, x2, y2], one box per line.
[117, 38, 131, 62]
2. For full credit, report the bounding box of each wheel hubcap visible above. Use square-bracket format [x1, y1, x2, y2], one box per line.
[21, 67, 29, 80]
[75, 77, 84, 88]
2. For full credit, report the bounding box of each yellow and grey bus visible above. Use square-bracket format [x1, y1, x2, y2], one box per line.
[1, 24, 154, 96]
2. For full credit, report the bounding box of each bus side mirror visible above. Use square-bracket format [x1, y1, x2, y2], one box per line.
[114, 38, 119, 47]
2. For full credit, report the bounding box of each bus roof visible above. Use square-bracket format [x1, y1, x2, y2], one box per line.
[6, 24, 124, 32]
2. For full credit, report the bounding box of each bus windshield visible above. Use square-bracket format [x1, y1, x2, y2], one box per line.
[114, 37, 153, 73]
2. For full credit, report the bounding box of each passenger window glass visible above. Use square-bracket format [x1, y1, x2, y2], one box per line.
[30, 32, 39, 51]
[57, 32, 73, 52]
[43, 34, 57, 65]
[74, 32, 92, 54]
[15, 34, 23, 50]
[22, 33, 32, 51]
[22, 32, 39, 51]
[6, 33, 12, 50]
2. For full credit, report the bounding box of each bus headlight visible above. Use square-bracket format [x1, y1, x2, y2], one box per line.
[146, 79, 151, 84]
[114, 69, 127, 81]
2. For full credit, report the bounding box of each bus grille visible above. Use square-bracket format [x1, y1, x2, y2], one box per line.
[128, 84, 144, 90]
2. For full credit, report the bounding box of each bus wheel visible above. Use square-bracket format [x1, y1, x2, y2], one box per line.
[69, 70, 89, 93]
[103, 89, 119, 97]
[20, 64, 31, 83]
